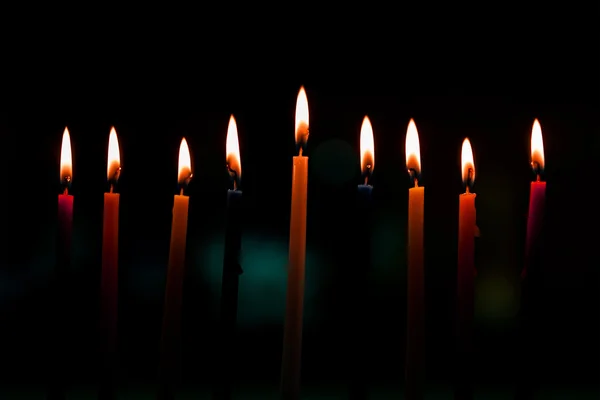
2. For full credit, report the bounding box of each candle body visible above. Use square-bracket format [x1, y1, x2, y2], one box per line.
[160, 194, 190, 383]
[101, 192, 120, 358]
[456, 192, 476, 398]
[406, 186, 424, 399]
[281, 155, 308, 399]
[51, 194, 73, 398]
[524, 181, 545, 277]
[218, 189, 243, 397]
[57, 194, 74, 274]
[350, 184, 372, 399]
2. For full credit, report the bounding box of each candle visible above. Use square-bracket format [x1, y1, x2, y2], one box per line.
[405, 119, 424, 399]
[100, 127, 121, 394]
[159, 138, 193, 391]
[51, 127, 73, 398]
[523, 119, 546, 279]
[281, 86, 309, 399]
[348, 116, 375, 398]
[358, 115, 375, 200]
[456, 138, 477, 398]
[58, 127, 74, 273]
[217, 115, 243, 397]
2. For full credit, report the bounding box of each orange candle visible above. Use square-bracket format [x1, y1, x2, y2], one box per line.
[405, 119, 424, 399]
[101, 127, 121, 372]
[160, 138, 193, 386]
[523, 119, 546, 279]
[281, 87, 309, 399]
[456, 138, 477, 398]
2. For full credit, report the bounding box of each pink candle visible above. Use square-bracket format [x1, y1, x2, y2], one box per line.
[456, 138, 477, 398]
[58, 127, 74, 268]
[523, 119, 546, 278]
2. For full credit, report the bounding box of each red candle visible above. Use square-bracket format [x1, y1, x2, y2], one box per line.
[456, 138, 477, 397]
[101, 127, 121, 364]
[523, 119, 546, 278]
[58, 127, 74, 265]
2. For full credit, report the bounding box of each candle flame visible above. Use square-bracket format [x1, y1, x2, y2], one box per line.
[461, 138, 475, 188]
[531, 119, 545, 172]
[178, 137, 192, 185]
[360, 116, 375, 175]
[107, 127, 121, 182]
[295, 86, 309, 149]
[226, 114, 242, 181]
[405, 119, 421, 178]
[60, 127, 72, 183]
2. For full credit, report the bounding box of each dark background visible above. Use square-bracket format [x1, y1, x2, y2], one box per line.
[1, 5, 599, 397]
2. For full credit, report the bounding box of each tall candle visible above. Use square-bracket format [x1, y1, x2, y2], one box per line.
[281, 86, 309, 400]
[159, 138, 193, 391]
[51, 127, 73, 399]
[523, 119, 546, 279]
[58, 127, 74, 274]
[100, 127, 121, 396]
[217, 115, 244, 398]
[456, 138, 477, 399]
[349, 116, 375, 398]
[405, 119, 424, 400]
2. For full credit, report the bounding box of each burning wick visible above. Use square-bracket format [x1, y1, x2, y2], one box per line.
[109, 167, 121, 193]
[465, 168, 474, 194]
[363, 164, 372, 185]
[179, 172, 192, 195]
[227, 164, 239, 191]
[532, 161, 541, 182]
[62, 175, 71, 195]
[408, 168, 419, 188]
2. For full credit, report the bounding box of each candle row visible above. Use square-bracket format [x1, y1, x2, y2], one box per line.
[56, 87, 546, 398]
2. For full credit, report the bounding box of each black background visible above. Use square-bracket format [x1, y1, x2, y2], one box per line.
[1, 4, 599, 397]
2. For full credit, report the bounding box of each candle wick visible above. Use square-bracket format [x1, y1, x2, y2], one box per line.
[414, 178, 418, 188]
[298, 147, 303, 157]
[536, 174, 541, 182]
[364, 176, 369, 185]
[109, 184, 114, 193]
[180, 188, 184, 196]
[233, 180, 237, 191]
[63, 187, 68, 195]
[465, 186, 470, 194]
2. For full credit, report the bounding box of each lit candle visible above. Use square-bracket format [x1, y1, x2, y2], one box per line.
[58, 127, 74, 273]
[358, 115, 375, 201]
[405, 119, 424, 399]
[456, 138, 477, 398]
[281, 86, 309, 400]
[218, 115, 243, 398]
[51, 127, 73, 399]
[348, 116, 375, 398]
[523, 119, 546, 279]
[100, 127, 121, 394]
[159, 138, 193, 389]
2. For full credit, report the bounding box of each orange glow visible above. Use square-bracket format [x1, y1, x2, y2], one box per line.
[360, 116, 375, 175]
[226, 115, 242, 180]
[178, 138, 192, 185]
[405, 119, 421, 176]
[531, 119, 545, 171]
[107, 127, 121, 181]
[461, 138, 475, 187]
[60, 127, 72, 182]
[295, 86, 309, 148]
